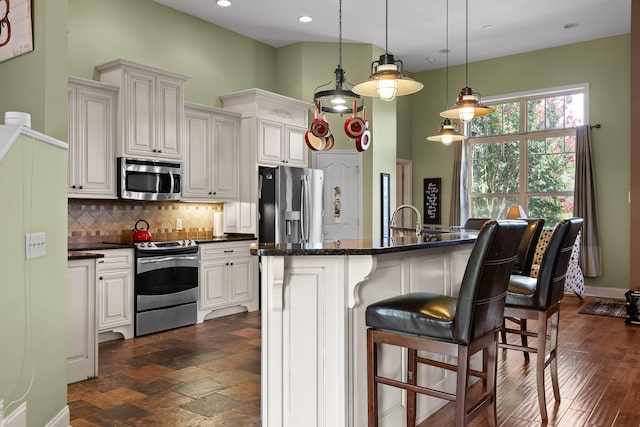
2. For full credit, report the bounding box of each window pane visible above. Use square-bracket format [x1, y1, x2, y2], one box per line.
[528, 136, 575, 193]
[545, 96, 565, 129]
[528, 195, 574, 226]
[471, 141, 520, 193]
[471, 102, 520, 136]
[471, 196, 519, 219]
[527, 99, 545, 131]
[565, 93, 584, 127]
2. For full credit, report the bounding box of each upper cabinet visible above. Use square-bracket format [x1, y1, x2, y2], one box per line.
[68, 77, 119, 199]
[220, 88, 311, 168]
[182, 102, 241, 202]
[96, 59, 190, 162]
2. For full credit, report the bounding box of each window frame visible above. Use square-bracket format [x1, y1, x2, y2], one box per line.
[465, 83, 588, 219]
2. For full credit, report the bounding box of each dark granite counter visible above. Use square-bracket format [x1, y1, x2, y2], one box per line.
[68, 251, 105, 260]
[250, 229, 478, 256]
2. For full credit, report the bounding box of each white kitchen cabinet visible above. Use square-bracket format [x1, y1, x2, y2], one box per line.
[220, 88, 311, 235]
[86, 249, 135, 341]
[67, 76, 118, 199]
[67, 258, 97, 384]
[182, 102, 240, 201]
[96, 59, 190, 161]
[197, 240, 258, 323]
[258, 120, 307, 167]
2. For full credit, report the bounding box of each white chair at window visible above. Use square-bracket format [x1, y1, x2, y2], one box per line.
[530, 230, 584, 299]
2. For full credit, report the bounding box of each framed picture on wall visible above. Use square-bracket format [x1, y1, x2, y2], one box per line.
[0, 0, 34, 63]
[423, 178, 442, 225]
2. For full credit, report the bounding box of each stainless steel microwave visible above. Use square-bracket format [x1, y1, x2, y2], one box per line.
[118, 157, 182, 201]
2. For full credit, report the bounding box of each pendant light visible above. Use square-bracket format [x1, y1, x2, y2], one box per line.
[439, 0, 493, 122]
[313, 0, 363, 115]
[352, 0, 423, 102]
[428, 0, 467, 145]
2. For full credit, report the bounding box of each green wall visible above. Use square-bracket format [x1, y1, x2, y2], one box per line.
[411, 34, 630, 290]
[0, 135, 68, 427]
[68, 0, 277, 107]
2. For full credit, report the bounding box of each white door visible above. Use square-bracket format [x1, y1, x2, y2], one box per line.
[313, 151, 362, 242]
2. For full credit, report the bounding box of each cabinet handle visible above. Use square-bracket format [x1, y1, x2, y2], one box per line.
[229, 262, 233, 266]
[209, 192, 212, 195]
[98, 260, 105, 264]
[99, 276, 103, 280]
[79, 185, 83, 190]
[158, 149, 162, 153]
[224, 250, 234, 253]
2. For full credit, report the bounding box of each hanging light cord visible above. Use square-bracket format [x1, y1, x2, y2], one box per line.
[384, 0, 389, 53]
[445, 0, 449, 107]
[338, 0, 343, 67]
[465, 0, 469, 86]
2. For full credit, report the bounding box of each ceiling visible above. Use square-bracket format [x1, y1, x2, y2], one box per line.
[151, 0, 630, 73]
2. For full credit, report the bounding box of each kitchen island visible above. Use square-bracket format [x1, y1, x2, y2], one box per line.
[251, 230, 479, 427]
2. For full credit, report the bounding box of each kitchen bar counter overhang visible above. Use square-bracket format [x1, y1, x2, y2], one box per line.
[257, 231, 480, 426]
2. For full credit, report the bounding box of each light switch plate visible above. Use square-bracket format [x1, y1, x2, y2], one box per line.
[25, 232, 46, 260]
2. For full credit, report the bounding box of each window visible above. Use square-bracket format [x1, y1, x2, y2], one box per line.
[467, 86, 585, 225]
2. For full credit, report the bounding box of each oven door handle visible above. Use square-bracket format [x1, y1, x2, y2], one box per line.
[138, 255, 198, 264]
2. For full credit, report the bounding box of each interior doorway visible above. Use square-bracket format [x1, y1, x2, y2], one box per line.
[395, 159, 413, 227]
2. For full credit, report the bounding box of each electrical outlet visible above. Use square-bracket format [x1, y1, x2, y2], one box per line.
[25, 232, 46, 260]
[176, 218, 183, 231]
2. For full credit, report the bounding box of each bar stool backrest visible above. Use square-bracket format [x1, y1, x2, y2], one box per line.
[454, 220, 527, 345]
[535, 218, 583, 309]
[513, 218, 545, 276]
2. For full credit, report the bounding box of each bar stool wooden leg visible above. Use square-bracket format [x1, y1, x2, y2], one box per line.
[549, 308, 561, 401]
[486, 337, 498, 427]
[455, 346, 469, 427]
[407, 348, 417, 427]
[367, 329, 379, 427]
[536, 311, 549, 422]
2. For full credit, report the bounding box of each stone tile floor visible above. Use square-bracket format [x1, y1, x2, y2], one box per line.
[67, 311, 261, 426]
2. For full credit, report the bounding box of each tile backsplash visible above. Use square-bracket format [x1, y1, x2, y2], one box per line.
[68, 199, 223, 245]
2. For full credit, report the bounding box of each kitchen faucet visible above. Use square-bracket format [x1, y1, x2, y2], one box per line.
[389, 204, 422, 236]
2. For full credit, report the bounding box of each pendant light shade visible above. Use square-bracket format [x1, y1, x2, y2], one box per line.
[352, 0, 423, 102]
[427, 118, 467, 145]
[313, 0, 362, 115]
[440, 86, 493, 122]
[439, 0, 493, 122]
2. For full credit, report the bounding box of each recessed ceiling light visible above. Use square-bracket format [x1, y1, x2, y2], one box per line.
[425, 57, 436, 62]
[216, 0, 231, 6]
[482, 24, 493, 30]
[564, 23, 579, 29]
[437, 49, 450, 54]
[298, 15, 312, 23]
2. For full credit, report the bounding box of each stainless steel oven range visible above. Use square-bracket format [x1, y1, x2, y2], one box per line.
[134, 240, 198, 336]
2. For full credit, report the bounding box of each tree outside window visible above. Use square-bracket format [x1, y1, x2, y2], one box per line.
[468, 91, 584, 225]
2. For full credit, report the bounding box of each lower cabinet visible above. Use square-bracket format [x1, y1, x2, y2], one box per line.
[87, 249, 135, 341]
[67, 258, 97, 384]
[197, 241, 259, 323]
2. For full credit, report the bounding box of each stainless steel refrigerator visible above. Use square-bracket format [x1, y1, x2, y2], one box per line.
[258, 165, 324, 244]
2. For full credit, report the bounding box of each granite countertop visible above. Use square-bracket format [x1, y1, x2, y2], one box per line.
[68, 251, 105, 260]
[251, 229, 478, 256]
[67, 234, 257, 255]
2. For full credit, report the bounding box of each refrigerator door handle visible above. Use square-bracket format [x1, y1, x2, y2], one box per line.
[301, 175, 309, 243]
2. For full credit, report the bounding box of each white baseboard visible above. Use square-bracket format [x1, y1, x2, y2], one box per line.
[45, 405, 70, 427]
[3, 402, 27, 427]
[584, 286, 627, 300]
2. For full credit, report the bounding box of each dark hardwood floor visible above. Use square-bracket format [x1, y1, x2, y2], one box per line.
[68, 295, 640, 426]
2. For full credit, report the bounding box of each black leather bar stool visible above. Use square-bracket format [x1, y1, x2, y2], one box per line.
[501, 218, 545, 356]
[462, 217, 492, 230]
[366, 220, 527, 427]
[499, 217, 583, 422]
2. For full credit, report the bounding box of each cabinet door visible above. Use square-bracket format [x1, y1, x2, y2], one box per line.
[155, 76, 184, 159]
[199, 260, 229, 309]
[285, 126, 308, 167]
[212, 115, 239, 199]
[183, 109, 212, 199]
[67, 259, 97, 384]
[68, 80, 117, 198]
[258, 120, 284, 165]
[97, 270, 132, 331]
[228, 256, 254, 303]
[123, 69, 156, 157]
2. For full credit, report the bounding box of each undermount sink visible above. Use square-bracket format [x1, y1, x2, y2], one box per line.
[390, 226, 453, 237]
